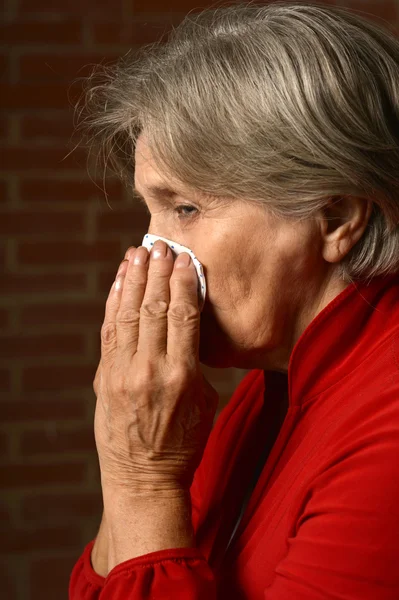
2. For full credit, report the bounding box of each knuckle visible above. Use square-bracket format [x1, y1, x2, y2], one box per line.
[125, 271, 146, 286]
[140, 300, 169, 319]
[111, 376, 129, 397]
[108, 365, 130, 395]
[117, 307, 141, 325]
[135, 369, 154, 390]
[168, 367, 192, 389]
[101, 322, 116, 345]
[168, 302, 198, 324]
[129, 369, 156, 397]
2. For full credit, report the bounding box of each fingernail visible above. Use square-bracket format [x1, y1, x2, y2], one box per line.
[152, 240, 167, 260]
[175, 253, 191, 268]
[134, 247, 149, 265]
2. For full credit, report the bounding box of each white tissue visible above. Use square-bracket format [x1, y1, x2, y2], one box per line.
[141, 233, 206, 312]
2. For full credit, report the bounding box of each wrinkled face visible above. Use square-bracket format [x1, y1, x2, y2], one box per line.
[134, 133, 324, 371]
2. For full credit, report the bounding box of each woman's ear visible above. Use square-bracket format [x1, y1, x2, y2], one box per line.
[319, 195, 374, 264]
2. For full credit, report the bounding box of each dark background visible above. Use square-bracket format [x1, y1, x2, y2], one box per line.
[1, 0, 398, 598]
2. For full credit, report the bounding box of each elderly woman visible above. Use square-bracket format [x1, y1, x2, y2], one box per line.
[69, 2, 399, 599]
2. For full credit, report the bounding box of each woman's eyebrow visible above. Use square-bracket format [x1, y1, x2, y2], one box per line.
[133, 185, 178, 204]
[133, 183, 208, 206]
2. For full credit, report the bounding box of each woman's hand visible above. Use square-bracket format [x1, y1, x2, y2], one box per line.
[93, 241, 219, 499]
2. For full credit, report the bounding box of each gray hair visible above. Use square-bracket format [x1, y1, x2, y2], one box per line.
[75, 1, 399, 284]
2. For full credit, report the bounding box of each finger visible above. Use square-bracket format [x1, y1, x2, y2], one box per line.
[124, 245, 139, 261]
[118, 240, 173, 359]
[167, 252, 200, 368]
[100, 255, 131, 368]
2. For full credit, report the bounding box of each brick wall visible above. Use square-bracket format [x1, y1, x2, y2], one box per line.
[1, 1, 398, 598]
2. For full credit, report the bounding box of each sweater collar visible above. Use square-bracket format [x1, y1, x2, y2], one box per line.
[287, 272, 399, 407]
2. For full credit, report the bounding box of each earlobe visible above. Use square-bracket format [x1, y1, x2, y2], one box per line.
[320, 196, 374, 265]
[322, 233, 348, 265]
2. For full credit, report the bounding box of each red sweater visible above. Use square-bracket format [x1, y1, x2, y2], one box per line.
[70, 273, 399, 599]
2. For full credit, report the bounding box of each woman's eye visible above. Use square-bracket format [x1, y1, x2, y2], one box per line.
[142, 204, 198, 219]
[175, 205, 198, 218]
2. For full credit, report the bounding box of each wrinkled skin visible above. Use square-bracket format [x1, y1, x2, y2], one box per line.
[94, 244, 219, 494]
[94, 132, 372, 494]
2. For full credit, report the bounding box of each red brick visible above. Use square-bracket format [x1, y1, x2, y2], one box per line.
[0, 180, 7, 203]
[92, 22, 133, 46]
[0, 462, 86, 488]
[0, 308, 8, 329]
[133, 0, 203, 13]
[0, 563, 17, 600]
[21, 301, 105, 326]
[3, 524, 81, 553]
[18, 240, 120, 266]
[20, 113, 74, 141]
[0, 145, 87, 171]
[0, 334, 85, 359]
[30, 556, 79, 600]
[23, 365, 95, 392]
[97, 208, 149, 235]
[20, 53, 120, 82]
[0, 272, 86, 294]
[2, 399, 86, 421]
[0, 54, 8, 83]
[335, 1, 398, 23]
[0, 501, 12, 527]
[92, 20, 174, 46]
[0, 431, 8, 456]
[0, 368, 10, 392]
[21, 426, 95, 455]
[20, 178, 124, 204]
[0, 211, 84, 235]
[0, 84, 75, 110]
[0, 115, 8, 140]
[23, 491, 101, 521]
[0, 21, 81, 44]
[19, 0, 123, 16]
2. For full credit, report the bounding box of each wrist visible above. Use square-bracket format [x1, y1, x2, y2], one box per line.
[103, 484, 190, 505]
[101, 473, 192, 498]
[103, 489, 195, 571]
[103, 489, 193, 536]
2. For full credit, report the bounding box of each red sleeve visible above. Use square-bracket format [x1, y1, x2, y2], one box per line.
[264, 426, 399, 599]
[69, 539, 216, 599]
[69, 444, 212, 599]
